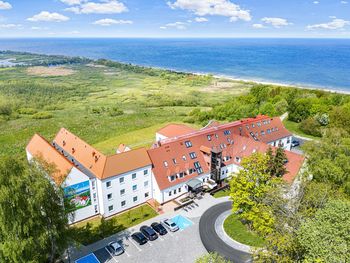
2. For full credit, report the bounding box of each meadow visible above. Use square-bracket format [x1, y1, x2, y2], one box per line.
[0, 52, 250, 158]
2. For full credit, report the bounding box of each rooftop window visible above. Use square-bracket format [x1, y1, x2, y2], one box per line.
[185, 141, 192, 148]
[182, 155, 187, 161]
[189, 152, 197, 159]
[207, 135, 211, 141]
[164, 161, 168, 167]
[224, 130, 231, 135]
[172, 158, 177, 164]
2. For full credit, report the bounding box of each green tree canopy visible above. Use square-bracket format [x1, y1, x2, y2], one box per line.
[0, 158, 70, 263]
[297, 199, 350, 263]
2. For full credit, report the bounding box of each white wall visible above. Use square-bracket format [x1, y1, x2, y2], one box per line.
[160, 173, 210, 203]
[99, 165, 153, 218]
[268, 136, 292, 151]
[156, 132, 168, 142]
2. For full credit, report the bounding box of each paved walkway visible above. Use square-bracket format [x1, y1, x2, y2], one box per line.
[199, 201, 252, 263]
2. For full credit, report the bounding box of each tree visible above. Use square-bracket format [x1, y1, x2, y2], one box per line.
[297, 199, 350, 262]
[273, 146, 287, 177]
[230, 153, 277, 235]
[195, 252, 230, 263]
[0, 158, 69, 263]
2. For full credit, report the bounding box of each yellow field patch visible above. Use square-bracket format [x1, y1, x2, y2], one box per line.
[26, 66, 76, 77]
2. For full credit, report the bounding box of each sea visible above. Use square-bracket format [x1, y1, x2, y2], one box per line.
[1, 38, 350, 91]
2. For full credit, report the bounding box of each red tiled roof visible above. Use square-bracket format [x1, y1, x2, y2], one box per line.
[148, 118, 303, 190]
[53, 128, 152, 180]
[157, 123, 196, 139]
[26, 134, 73, 184]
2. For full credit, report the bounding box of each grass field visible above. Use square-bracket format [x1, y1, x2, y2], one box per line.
[283, 119, 321, 140]
[213, 188, 230, 198]
[71, 204, 158, 245]
[0, 53, 250, 158]
[223, 214, 265, 247]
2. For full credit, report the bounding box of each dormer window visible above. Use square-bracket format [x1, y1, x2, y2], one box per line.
[185, 141, 192, 148]
[235, 157, 241, 163]
[252, 124, 255, 128]
[215, 134, 218, 139]
[257, 122, 261, 127]
[261, 131, 265, 135]
[172, 158, 177, 164]
[189, 152, 197, 159]
[267, 129, 271, 134]
[182, 155, 187, 161]
[169, 175, 176, 182]
[62, 140, 66, 146]
[224, 130, 231, 135]
[164, 161, 168, 167]
[207, 135, 211, 141]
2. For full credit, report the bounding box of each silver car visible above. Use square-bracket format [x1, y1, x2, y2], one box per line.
[107, 241, 125, 256]
[162, 219, 179, 232]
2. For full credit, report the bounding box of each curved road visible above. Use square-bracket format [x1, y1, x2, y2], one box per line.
[199, 201, 252, 263]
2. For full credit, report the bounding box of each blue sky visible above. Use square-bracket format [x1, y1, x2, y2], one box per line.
[0, 0, 350, 38]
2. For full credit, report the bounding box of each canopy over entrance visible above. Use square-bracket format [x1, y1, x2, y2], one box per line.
[187, 178, 203, 193]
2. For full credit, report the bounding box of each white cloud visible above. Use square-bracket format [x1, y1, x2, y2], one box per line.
[313, 1, 319, 4]
[65, 0, 127, 14]
[195, 17, 208, 22]
[0, 1, 11, 10]
[93, 18, 133, 26]
[27, 11, 70, 22]
[161, 21, 188, 30]
[167, 0, 251, 22]
[261, 17, 292, 28]
[60, 0, 85, 5]
[252, 23, 265, 29]
[307, 18, 350, 30]
[0, 23, 21, 28]
[341, 1, 348, 4]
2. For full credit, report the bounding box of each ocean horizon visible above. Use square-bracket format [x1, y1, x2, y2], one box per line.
[1, 38, 350, 91]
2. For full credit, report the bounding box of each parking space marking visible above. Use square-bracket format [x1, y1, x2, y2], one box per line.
[147, 241, 153, 247]
[105, 247, 118, 263]
[167, 231, 174, 237]
[158, 235, 164, 241]
[128, 238, 142, 252]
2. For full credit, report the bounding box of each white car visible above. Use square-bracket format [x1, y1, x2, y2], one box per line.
[162, 219, 179, 232]
[107, 241, 124, 256]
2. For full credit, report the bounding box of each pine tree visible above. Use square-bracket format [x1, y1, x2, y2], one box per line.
[274, 146, 287, 177]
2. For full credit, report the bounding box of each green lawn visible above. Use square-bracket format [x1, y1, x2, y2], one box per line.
[213, 188, 230, 198]
[71, 204, 158, 245]
[283, 119, 320, 140]
[223, 214, 265, 247]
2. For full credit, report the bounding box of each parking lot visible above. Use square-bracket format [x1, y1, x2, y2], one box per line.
[74, 215, 206, 263]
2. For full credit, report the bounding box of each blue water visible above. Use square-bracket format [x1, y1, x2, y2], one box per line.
[172, 215, 193, 230]
[75, 253, 100, 263]
[1, 38, 350, 91]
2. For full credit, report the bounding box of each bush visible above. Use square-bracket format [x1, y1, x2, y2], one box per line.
[32, 111, 53, 119]
[108, 107, 124, 117]
[299, 117, 322, 137]
[18, 107, 38, 115]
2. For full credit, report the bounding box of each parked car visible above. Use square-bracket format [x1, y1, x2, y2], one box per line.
[131, 232, 148, 245]
[140, 225, 158, 241]
[162, 219, 179, 232]
[151, 222, 168, 235]
[106, 241, 124, 256]
[291, 140, 300, 147]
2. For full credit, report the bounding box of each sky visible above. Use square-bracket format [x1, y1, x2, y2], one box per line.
[0, 0, 350, 38]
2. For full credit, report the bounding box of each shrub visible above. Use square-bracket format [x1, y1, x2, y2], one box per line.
[32, 111, 53, 119]
[18, 107, 38, 115]
[299, 117, 322, 137]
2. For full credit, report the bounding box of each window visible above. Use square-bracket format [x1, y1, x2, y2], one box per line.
[224, 130, 231, 135]
[235, 157, 241, 163]
[169, 175, 176, 182]
[182, 155, 187, 161]
[267, 129, 271, 134]
[108, 205, 114, 212]
[132, 184, 137, 191]
[144, 169, 148, 175]
[185, 141, 192, 148]
[189, 152, 197, 159]
[144, 181, 149, 187]
[215, 134, 218, 138]
[132, 173, 137, 180]
[121, 201, 126, 207]
[91, 181, 96, 190]
[107, 193, 112, 200]
[119, 177, 124, 184]
[95, 205, 98, 213]
[207, 135, 211, 141]
[145, 192, 149, 198]
[188, 168, 195, 174]
[172, 158, 177, 164]
[194, 161, 201, 169]
[257, 122, 261, 127]
[252, 123, 255, 128]
[164, 161, 168, 167]
[261, 131, 265, 135]
[178, 187, 181, 193]
[120, 189, 125, 196]
[174, 189, 177, 194]
[169, 191, 172, 196]
[93, 193, 97, 202]
[133, 196, 138, 202]
[106, 181, 111, 188]
[179, 172, 184, 178]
